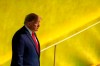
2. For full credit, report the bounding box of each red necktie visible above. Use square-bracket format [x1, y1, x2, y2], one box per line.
[32, 32, 39, 53]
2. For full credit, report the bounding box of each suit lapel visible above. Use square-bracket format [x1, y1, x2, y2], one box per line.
[23, 26, 39, 56]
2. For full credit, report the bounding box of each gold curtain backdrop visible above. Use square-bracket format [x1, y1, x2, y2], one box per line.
[0, 0, 100, 66]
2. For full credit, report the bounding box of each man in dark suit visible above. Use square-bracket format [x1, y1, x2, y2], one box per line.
[11, 13, 40, 66]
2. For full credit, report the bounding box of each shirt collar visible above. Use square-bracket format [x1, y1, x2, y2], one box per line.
[25, 25, 32, 36]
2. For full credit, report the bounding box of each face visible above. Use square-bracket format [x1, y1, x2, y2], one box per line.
[28, 17, 40, 32]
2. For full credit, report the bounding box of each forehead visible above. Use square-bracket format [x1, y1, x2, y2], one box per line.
[38, 17, 41, 20]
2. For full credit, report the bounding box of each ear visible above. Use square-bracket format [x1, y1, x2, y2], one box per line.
[27, 22, 31, 26]
[29, 23, 31, 26]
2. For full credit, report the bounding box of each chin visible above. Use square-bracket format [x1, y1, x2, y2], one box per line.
[35, 29, 38, 31]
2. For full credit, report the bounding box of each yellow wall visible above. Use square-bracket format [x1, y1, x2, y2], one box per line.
[0, 0, 100, 66]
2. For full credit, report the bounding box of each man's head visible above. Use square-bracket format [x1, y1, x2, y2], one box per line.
[24, 13, 40, 32]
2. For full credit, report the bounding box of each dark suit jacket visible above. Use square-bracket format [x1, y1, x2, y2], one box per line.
[11, 26, 40, 66]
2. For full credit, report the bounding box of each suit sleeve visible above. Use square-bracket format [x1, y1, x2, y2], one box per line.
[11, 35, 25, 66]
